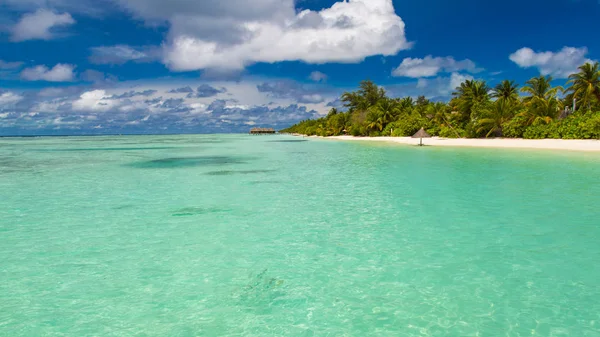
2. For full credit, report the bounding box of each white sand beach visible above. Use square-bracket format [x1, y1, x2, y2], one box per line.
[324, 136, 600, 152]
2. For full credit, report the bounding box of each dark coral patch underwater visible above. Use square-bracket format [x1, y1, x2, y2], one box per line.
[128, 156, 251, 169]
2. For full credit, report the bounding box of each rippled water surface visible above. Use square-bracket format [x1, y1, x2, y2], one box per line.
[1, 134, 600, 336]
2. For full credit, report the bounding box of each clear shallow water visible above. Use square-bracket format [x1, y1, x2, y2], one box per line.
[1, 134, 600, 336]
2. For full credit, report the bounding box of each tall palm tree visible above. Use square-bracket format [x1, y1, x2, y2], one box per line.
[366, 99, 397, 132]
[521, 75, 562, 102]
[427, 102, 461, 137]
[566, 62, 600, 111]
[491, 80, 519, 102]
[397, 97, 414, 113]
[476, 99, 517, 137]
[519, 98, 562, 126]
[326, 112, 348, 135]
[452, 79, 490, 124]
[520, 75, 563, 125]
[374, 98, 400, 120]
[366, 111, 385, 132]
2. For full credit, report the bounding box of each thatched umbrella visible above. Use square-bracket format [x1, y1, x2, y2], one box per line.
[412, 128, 431, 146]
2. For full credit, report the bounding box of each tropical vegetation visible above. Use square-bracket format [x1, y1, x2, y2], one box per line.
[281, 62, 600, 139]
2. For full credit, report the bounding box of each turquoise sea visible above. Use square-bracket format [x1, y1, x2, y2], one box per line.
[1, 134, 600, 336]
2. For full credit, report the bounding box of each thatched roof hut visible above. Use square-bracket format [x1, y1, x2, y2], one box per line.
[249, 127, 276, 135]
[412, 128, 431, 146]
[412, 128, 431, 138]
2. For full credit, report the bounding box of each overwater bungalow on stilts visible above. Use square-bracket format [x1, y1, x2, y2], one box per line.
[249, 128, 276, 135]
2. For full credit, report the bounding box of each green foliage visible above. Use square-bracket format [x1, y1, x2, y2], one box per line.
[521, 112, 600, 139]
[502, 115, 528, 138]
[473, 100, 518, 137]
[523, 123, 550, 139]
[389, 114, 427, 137]
[280, 64, 600, 140]
[439, 125, 465, 138]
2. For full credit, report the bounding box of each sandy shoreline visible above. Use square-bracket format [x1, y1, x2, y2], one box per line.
[308, 135, 600, 152]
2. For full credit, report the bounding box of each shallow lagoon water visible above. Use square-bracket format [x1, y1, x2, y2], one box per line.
[1, 134, 600, 336]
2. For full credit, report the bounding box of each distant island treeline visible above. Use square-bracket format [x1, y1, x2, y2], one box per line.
[281, 62, 600, 139]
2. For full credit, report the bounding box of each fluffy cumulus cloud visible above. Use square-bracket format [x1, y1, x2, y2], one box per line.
[392, 56, 481, 78]
[20, 64, 76, 82]
[11, 9, 75, 42]
[72, 90, 117, 111]
[143, 0, 411, 70]
[509, 46, 593, 79]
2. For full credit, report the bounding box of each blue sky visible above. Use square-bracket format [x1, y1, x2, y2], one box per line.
[1, 0, 599, 135]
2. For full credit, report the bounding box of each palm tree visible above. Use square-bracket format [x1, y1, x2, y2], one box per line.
[326, 112, 348, 135]
[366, 111, 385, 132]
[491, 80, 519, 102]
[374, 98, 400, 121]
[452, 79, 490, 124]
[476, 99, 517, 137]
[425, 102, 461, 137]
[398, 97, 415, 112]
[520, 75, 563, 125]
[566, 62, 600, 111]
[521, 75, 562, 103]
[519, 98, 562, 126]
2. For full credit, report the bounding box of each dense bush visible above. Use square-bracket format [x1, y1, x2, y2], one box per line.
[282, 63, 600, 140]
[389, 115, 426, 137]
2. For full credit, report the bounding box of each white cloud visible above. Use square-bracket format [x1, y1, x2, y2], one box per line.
[309, 71, 328, 82]
[0, 92, 24, 106]
[0, 60, 24, 70]
[32, 99, 68, 113]
[162, 0, 410, 70]
[11, 9, 75, 42]
[509, 46, 593, 79]
[89, 45, 159, 65]
[21, 64, 76, 82]
[72, 90, 116, 111]
[188, 103, 209, 114]
[2, 78, 337, 133]
[392, 55, 480, 78]
[300, 94, 324, 104]
[6, 0, 410, 72]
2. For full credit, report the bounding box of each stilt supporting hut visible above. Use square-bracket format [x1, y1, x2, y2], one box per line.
[412, 128, 431, 146]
